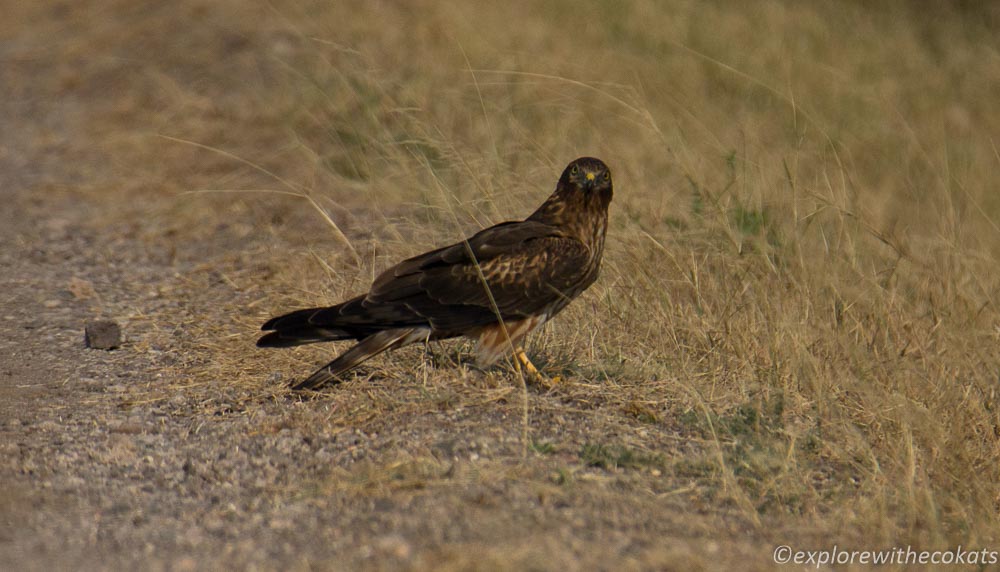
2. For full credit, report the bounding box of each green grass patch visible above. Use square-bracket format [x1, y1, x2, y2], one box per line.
[580, 443, 665, 471]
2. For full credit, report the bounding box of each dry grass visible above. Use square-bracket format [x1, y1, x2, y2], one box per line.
[22, 0, 1000, 566]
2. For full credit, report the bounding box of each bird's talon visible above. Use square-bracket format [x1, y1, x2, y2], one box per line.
[514, 348, 560, 389]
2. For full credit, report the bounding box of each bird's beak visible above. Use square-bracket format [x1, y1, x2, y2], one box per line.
[584, 171, 596, 189]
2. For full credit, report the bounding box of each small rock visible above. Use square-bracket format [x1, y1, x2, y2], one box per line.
[67, 277, 96, 300]
[36, 420, 61, 432]
[375, 534, 412, 559]
[110, 422, 144, 434]
[85, 320, 122, 350]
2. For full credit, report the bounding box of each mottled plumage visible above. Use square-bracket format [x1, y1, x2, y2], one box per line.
[258, 157, 613, 389]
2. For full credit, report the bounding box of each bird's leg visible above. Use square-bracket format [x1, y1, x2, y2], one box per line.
[514, 348, 561, 388]
[421, 339, 436, 366]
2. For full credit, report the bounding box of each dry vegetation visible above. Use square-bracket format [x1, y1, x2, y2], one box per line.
[6, 0, 1000, 569]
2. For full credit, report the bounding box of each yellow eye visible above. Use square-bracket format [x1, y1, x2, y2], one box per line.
[603, 171, 610, 181]
[570, 165, 579, 175]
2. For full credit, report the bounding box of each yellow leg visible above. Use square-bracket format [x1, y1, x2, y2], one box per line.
[515, 348, 561, 388]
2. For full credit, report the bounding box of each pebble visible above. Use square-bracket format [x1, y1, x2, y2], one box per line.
[85, 320, 122, 350]
[375, 534, 412, 559]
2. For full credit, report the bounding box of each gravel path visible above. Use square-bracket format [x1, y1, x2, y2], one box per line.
[0, 3, 765, 570]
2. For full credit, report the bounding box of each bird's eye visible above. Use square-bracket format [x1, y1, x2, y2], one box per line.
[570, 165, 579, 176]
[603, 171, 610, 181]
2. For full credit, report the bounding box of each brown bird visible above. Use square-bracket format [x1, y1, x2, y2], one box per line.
[258, 157, 613, 390]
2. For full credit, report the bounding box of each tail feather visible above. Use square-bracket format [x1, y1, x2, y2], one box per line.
[257, 327, 353, 348]
[258, 307, 354, 348]
[261, 307, 318, 331]
[258, 296, 422, 348]
[291, 327, 430, 390]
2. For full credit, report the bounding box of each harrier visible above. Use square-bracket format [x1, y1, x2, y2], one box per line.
[258, 157, 613, 389]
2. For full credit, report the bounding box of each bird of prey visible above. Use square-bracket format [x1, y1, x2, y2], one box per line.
[258, 157, 613, 390]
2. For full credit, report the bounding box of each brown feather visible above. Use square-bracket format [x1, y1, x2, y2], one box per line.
[291, 327, 431, 390]
[259, 157, 613, 389]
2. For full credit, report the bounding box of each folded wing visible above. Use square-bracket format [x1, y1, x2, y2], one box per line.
[367, 220, 593, 333]
[258, 219, 592, 348]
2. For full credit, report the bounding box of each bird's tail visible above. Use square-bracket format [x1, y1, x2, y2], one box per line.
[291, 327, 430, 390]
[257, 307, 355, 348]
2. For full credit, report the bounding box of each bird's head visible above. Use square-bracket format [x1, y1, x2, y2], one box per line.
[528, 156, 613, 227]
[559, 157, 612, 195]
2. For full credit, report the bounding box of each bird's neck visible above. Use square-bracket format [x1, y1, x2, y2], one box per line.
[528, 187, 611, 243]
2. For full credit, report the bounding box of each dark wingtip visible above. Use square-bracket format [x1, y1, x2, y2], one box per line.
[256, 331, 308, 348]
[256, 332, 278, 347]
[290, 368, 339, 391]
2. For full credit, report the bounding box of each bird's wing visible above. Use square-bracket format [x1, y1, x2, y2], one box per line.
[366, 220, 593, 332]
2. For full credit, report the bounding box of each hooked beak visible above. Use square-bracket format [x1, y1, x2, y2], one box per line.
[584, 171, 596, 189]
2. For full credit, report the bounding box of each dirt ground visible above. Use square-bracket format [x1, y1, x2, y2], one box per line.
[0, 194, 750, 572]
[0, 3, 765, 571]
[4, 1, 999, 571]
